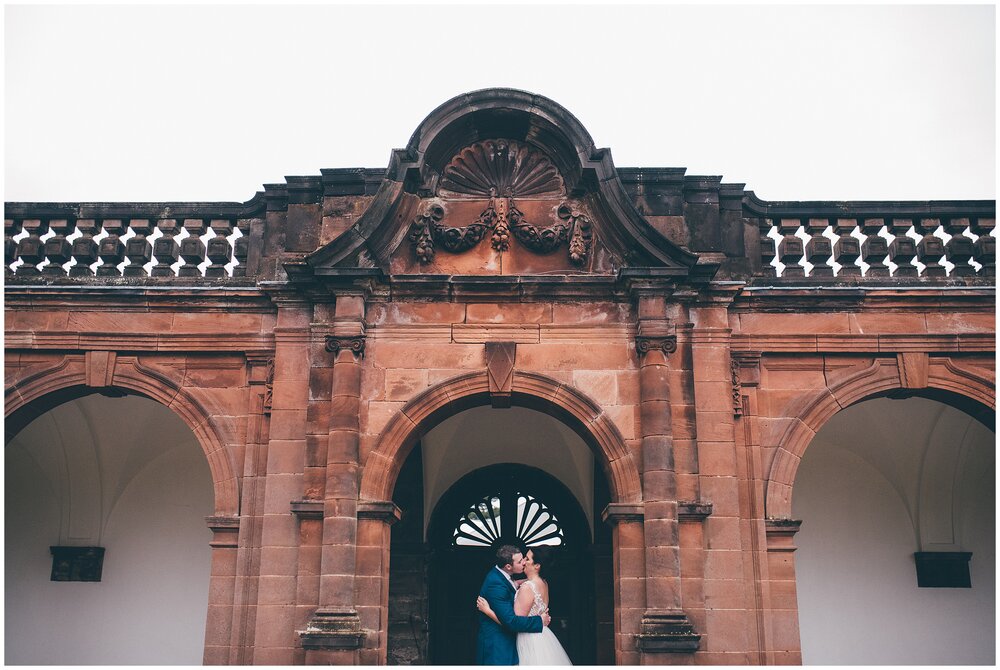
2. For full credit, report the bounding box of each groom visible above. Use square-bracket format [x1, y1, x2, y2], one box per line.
[475, 544, 550, 665]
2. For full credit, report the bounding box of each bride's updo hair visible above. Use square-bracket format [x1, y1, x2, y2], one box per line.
[529, 545, 554, 575]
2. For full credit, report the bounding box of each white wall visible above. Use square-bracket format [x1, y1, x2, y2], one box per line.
[792, 397, 995, 665]
[5, 394, 215, 665]
[421, 406, 595, 538]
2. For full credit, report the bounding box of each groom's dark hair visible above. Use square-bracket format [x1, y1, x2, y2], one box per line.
[495, 544, 521, 569]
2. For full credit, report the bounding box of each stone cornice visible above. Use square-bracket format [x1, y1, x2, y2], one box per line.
[741, 191, 995, 220]
[730, 333, 995, 354]
[734, 284, 995, 311]
[3, 198, 266, 221]
[4, 330, 275, 354]
[4, 284, 272, 311]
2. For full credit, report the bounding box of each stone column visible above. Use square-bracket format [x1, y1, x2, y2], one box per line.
[634, 293, 700, 657]
[300, 293, 366, 662]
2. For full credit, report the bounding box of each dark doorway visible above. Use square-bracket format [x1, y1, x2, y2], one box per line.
[427, 464, 596, 665]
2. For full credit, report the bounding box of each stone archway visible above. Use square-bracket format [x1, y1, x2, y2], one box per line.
[763, 355, 995, 520]
[355, 370, 641, 664]
[5, 352, 244, 664]
[757, 354, 995, 664]
[6, 391, 217, 663]
[5, 353, 241, 517]
[792, 395, 994, 664]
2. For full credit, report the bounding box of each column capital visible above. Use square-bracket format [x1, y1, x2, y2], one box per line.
[326, 335, 366, 358]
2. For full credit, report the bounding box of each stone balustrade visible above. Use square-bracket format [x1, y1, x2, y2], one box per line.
[757, 215, 995, 280]
[5, 215, 252, 280]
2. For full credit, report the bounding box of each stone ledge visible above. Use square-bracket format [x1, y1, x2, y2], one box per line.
[298, 608, 364, 650]
[636, 610, 701, 653]
[290, 499, 324, 520]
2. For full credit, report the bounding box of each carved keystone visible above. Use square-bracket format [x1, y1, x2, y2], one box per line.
[636, 610, 701, 653]
[85, 351, 117, 387]
[897, 352, 929, 389]
[485, 341, 516, 408]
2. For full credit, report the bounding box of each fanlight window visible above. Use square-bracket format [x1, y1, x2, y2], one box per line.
[453, 492, 564, 547]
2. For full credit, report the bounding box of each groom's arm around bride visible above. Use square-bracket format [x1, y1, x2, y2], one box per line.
[475, 545, 547, 665]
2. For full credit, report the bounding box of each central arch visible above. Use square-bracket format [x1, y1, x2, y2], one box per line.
[356, 370, 640, 664]
[360, 370, 641, 506]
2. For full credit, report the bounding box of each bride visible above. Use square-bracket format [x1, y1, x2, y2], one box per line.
[477, 546, 572, 665]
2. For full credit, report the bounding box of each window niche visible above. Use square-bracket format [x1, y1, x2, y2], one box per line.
[50, 546, 105, 582]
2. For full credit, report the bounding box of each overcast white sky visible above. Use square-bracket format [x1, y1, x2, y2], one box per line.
[4, 3, 996, 204]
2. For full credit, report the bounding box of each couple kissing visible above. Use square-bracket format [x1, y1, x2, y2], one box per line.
[474, 544, 572, 665]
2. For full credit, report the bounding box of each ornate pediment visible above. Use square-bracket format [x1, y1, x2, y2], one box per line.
[302, 89, 711, 283]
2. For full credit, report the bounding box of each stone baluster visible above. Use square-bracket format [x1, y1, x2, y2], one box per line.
[971, 218, 995, 277]
[205, 219, 233, 278]
[860, 218, 889, 277]
[41, 219, 73, 276]
[887, 218, 918, 277]
[832, 219, 861, 277]
[804, 218, 833, 278]
[123, 219, 153, 277]
[15, 219, 49, 276]
[5, 219, 23, 275]
[758, 220, 776, 277]
[178, 219, 207, 277]
[232, 220, 250, 277]
[943, 218, 975, 277]
[776, 219, 804, 278]
[151, 219, 180, 277]
[96, 220, 126, 277]
[915, 219, 946, 278]
[69, 219, 102, 277]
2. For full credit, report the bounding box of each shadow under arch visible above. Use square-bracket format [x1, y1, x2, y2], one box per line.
[5, 358, 240, 517]
[360, 370, 641, 506]
[764, 357, 996, 520]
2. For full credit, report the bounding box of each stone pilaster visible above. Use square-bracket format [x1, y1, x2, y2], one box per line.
[253, 295, 311, 665]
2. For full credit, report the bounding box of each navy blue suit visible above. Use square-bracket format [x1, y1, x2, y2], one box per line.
[476, 567, 543, 665]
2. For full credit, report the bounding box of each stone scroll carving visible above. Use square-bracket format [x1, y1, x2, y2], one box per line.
[407, 139, 593, 265]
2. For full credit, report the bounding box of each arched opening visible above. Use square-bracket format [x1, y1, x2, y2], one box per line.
[792, 395, 995, 664]
[384, 404, 614, 665]
[5, 391, 215, 664]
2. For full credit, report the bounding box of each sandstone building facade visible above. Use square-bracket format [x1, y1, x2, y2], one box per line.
[5, 89, 995, 665]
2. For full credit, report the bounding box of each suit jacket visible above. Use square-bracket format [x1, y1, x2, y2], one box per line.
[475, 566, 543, 665]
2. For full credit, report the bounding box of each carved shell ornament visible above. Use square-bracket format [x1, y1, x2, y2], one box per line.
[408, 140, 593, 265]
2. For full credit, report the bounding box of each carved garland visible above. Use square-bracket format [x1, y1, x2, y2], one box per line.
[407, 139, 593, 265]
[408, 196, 592, 265]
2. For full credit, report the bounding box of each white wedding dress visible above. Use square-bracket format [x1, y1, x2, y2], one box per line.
[516, 580, 572, 665]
